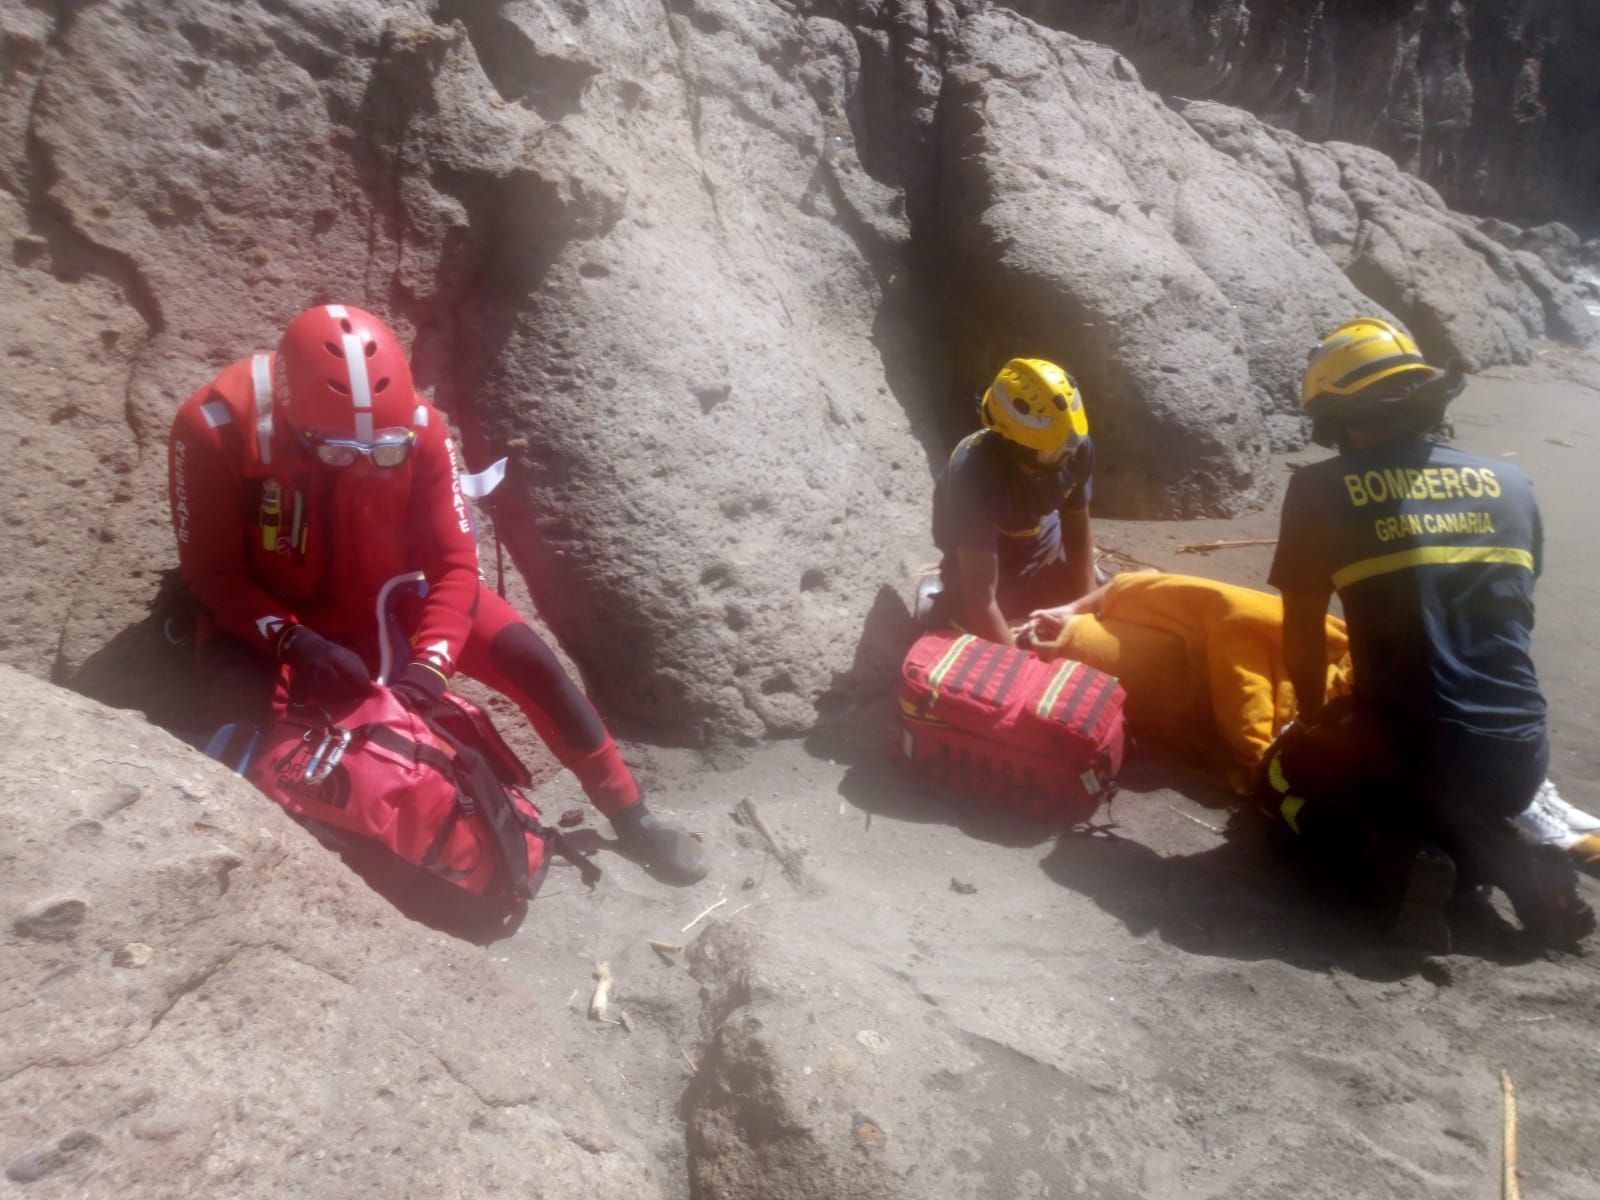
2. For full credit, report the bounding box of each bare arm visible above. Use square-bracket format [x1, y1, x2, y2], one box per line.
[1281, 587, 1333, 724]
[954, 547, 1014, 645]
[1060, 504, 1095, 602]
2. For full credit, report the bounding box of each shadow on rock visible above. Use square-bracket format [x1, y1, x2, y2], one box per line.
[67, 569, 204, 733]
[332, 834, 532, 945]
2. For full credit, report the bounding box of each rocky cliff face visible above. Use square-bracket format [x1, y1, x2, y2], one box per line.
[0, 0, 1591, 742]
[1017, 0, 1600, 229]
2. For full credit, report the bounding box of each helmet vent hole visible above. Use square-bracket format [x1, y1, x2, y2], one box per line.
[1012, 397, 1030, 415]
[339, 318, 353, 333]
[328, 379, 350, 395]
[1053, 394, 1067, 411]
[323, 341, 342, 357]
[364, 341, 377, 358]
[374, 377, 390, 393]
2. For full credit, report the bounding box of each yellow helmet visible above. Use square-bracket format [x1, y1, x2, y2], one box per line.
[979, 357, 1088, 455]
[1302, 317, 1439, 412]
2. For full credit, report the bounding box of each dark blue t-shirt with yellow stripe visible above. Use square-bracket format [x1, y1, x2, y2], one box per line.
[933, 429, 1094, 615]
[1269, 439, 1545, 737]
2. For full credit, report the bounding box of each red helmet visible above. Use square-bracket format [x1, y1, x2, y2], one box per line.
[275, 304, 416, 441]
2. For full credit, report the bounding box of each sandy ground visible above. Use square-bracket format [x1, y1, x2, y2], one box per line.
[449, 348, 1600, 1199]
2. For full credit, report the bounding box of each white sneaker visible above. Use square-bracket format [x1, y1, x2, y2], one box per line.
[1535, 780, 1600, 834]
[1512, 791, 1573, 848]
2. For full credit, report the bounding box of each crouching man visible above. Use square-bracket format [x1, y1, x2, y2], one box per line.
[925, 357, 1096, 643]
[168, 303, 707, 884]
[1262, 317, 1592, 950]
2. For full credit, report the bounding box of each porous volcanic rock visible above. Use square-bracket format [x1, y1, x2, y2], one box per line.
[434, 0, 939, 744]
[685, 916, 1193, 1200]
[2, 0, 1594, 745]
[1183, 102, 1595, 370]
[0, 665, 660, 1198]
[1019, 0, 1600, 229]
[934, 9, 1375, 515]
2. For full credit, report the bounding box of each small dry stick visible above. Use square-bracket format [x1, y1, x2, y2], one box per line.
[1502, 1070, 1521, 1200]
[648, 939, 683, 955]
[1175, 538, 1278, 554]
[1162, 802, 1222, 835]
[735, 797, 805, 885]
[681, 896, 728, 933]
[589, 961, 613, 1021]
[1094, 544, 1163, 572]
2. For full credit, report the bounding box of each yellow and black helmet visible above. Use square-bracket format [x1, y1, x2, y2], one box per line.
[1302, 317, 1440, 412]
[1302, 318, 1452, 447]
[979, 357, 1088, 456]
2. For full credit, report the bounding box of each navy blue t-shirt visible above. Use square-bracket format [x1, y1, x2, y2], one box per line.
[1268, 439, 1545, 737]
[934, 430, 1094, 616]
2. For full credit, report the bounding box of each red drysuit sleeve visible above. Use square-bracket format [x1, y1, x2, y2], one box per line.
[168, 383, 300, 656]
[403, 413, 481, 678]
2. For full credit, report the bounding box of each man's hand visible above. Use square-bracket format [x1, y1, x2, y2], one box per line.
[1021, 606, 1070, 644]
[390, 660, 448, 714]
[280, 626, 372, 702]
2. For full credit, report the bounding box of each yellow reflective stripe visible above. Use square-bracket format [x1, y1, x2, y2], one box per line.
[928, 635, 975, 689]
[1035, 661, 1080, 718]
[1267, 754, 1290, 795]
[1280, 794, 1307, 835]
[1332, 545, 1534, 590]
[925, 635, 976, 713]
[999, 524, 1043, 538]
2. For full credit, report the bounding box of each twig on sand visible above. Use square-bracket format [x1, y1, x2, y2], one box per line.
[682, 896, 728, 933]
[1175, 538, 1278, 554]
[648, 939, 684, 958]
[734, 797, 806, 885]
[589, 961, 613, 1021]
[1094, 544, 1163, 572]
[680, 1047, 698, 1072]
[1502, 1070, 1521, 1200]
[1162, 802, 1222, 835]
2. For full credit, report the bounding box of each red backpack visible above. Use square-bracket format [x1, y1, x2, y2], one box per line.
[899, 631, 1126, 823]
[242, 685, 597, 904]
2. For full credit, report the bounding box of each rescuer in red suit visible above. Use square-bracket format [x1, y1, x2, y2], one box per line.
[167, 303, 707, 883]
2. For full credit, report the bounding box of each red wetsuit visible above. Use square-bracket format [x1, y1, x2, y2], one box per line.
[168, 352, 639, 813]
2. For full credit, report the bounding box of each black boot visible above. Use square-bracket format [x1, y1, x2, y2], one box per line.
[1445, 815, 1594, 949]
[1498, 842, 1595, 948]
[1386, 843, 1456, 955]
[610, 800, 709, 885]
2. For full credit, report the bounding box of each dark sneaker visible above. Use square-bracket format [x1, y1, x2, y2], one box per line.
[610, 801, 710, 886]
[1499, 841, 1595, 949]
[1389, 845, 1456, 955]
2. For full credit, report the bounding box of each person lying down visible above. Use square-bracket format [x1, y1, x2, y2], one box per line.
[1021, 571, 1350, 794]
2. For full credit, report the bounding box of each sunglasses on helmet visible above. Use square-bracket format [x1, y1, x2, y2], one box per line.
[301, 427, 416, 469]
